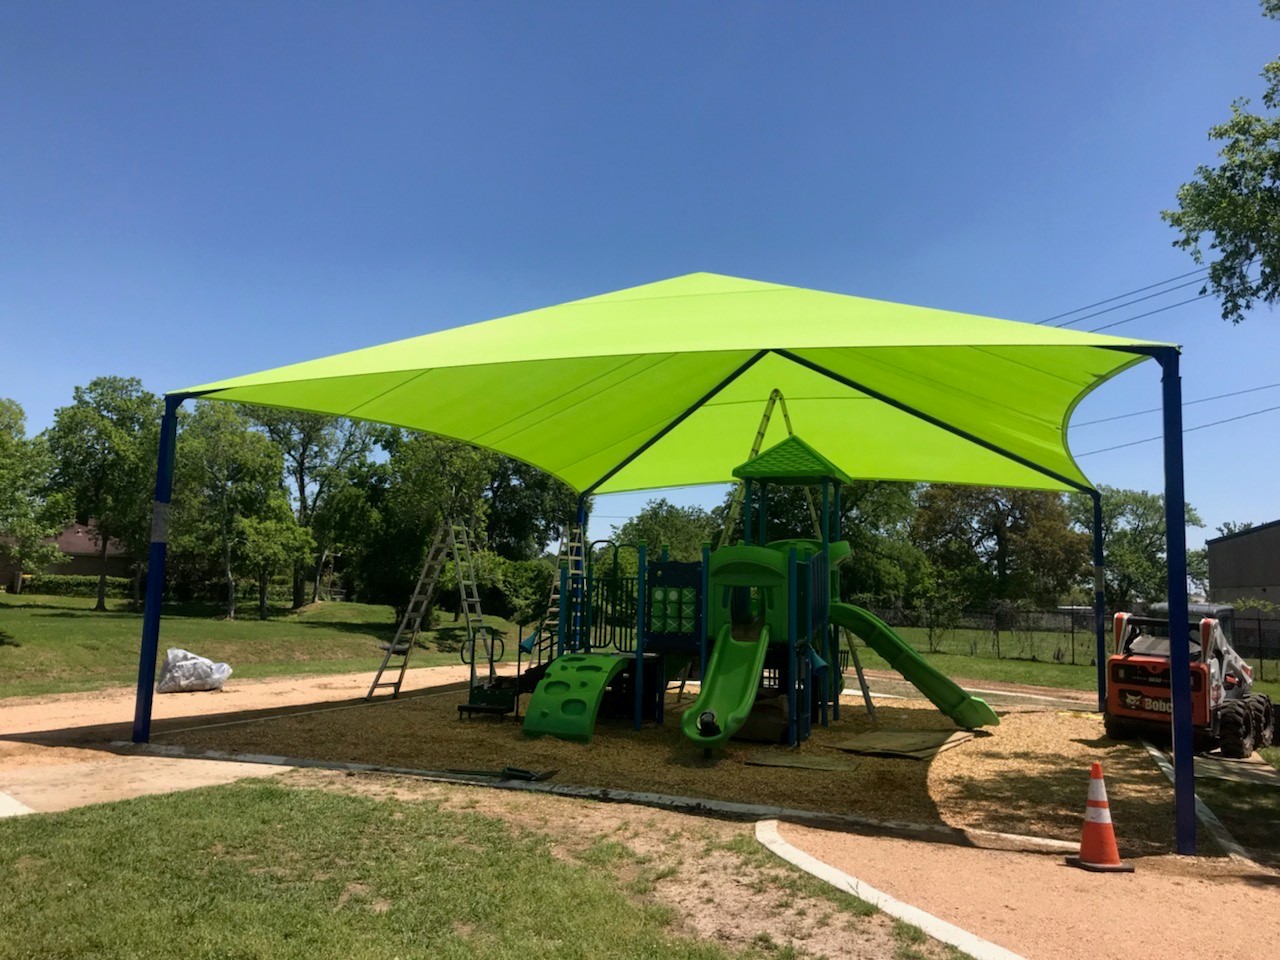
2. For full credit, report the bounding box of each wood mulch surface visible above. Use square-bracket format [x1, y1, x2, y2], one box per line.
[160, 689, 1182, 856]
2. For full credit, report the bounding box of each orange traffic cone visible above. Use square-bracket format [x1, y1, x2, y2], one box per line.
[1065, 761, 1134, 873]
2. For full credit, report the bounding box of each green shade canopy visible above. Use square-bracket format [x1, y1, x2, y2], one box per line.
[179, 272, 1169, 495]
[733, 436, 853, 486]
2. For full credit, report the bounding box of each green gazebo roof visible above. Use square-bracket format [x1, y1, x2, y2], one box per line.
[732, 436, 853, 486]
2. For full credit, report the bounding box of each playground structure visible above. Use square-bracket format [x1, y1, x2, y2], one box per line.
[516, 434, 998, 748]
[131, 271, 1205, 853]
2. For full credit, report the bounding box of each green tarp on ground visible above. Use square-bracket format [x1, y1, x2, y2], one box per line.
[179, 272, 1169, 494]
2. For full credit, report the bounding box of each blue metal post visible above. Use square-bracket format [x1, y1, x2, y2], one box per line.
[574, 496, 588, 650]
[1159, 348, 1196, 855]
[832, 482, 842, 721]
[787, 547, 798, 746]
[820, 479, 832, 720]
[1092, 491, 1107, 712]
[132, 395, 182, 743]
[634, 541, 647, 730]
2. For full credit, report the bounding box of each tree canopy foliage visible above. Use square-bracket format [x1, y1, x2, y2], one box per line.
[1068, 486, 1204, 608]
[0, 399, 67, 585]
[1163, 1, 1280, 322]
[45, 377, 161, 609]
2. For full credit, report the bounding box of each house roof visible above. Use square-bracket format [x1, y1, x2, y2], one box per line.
[1205, 518, 1280, 546]
[51, 523, 128, 558]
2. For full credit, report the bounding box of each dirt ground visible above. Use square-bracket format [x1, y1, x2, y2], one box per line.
[288, 767, 962, 960]
[780, 821, 1280, 960]
[0, 665, 493, 814]
[156, 685, 1184, 857]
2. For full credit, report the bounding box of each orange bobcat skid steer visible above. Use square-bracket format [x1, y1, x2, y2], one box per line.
[1104, 610, 1274, 758]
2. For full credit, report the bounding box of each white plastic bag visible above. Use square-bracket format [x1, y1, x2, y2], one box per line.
[156, 648, 233, 693]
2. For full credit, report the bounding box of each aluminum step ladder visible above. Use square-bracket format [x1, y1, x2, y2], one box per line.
[515, 523, 585, 714]
[453, 520, 502, 695]
[717, 389, 821, 548]
[366, 521, 449, 699]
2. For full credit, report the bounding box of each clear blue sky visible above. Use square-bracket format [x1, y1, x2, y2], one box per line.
[3, 1, 1277, 546]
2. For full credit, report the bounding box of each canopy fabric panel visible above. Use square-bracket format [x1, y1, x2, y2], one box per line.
[179, 272, 1168, 495]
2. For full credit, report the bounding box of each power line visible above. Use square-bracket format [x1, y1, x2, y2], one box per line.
[1036, 266, 1209, 325]
[1073, 381, 1280, 427]
[1051, 277, 1208, 328]
[1086, 292, 1213, 332]
[1075, 403, 1280, 457]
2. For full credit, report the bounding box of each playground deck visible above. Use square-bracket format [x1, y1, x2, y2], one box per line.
[155, 690, 1185, 857]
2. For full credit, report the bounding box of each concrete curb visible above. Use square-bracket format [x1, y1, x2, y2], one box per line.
[116, 740, 1077, 854]
[1139, 739, 1254, 863]
[0, 791, 34, 818]
[755, 820, 1025, 960]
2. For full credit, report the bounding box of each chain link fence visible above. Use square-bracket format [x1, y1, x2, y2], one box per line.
[848, 604, 1280, 682]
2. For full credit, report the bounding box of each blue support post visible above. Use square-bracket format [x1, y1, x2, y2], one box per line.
[1092, 491, 1107, 712]
[1159, 348, 1196, 855]
[832, 482, 842, 721]
[787, 547, 798, 746]
[634, 541, 647, 730]
[574, 496, 588, 650]
[132, 395, 182, 744]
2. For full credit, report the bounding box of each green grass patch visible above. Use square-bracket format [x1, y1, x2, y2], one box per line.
[855, 640, 1098, 691]
[0, 780, 766, 960]
[0, 594, 523, 699]
[1195, 776, 1280, 867]
[703, 834, 876, 918]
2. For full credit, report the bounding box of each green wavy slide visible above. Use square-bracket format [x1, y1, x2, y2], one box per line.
[829, 602, 999, 729]
[680, 623, 772, 748]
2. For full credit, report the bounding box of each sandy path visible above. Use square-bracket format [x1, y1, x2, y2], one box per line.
[779, 822, 1280, 960]
[0, 665, 505, 815]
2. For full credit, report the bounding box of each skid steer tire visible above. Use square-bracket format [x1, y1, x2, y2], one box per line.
[1218, 699, 1256, 759]
[1246, 694, 1275, 749]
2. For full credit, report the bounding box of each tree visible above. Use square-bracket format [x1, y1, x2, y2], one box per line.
[483, 458, 579, 560]
[914, 486, 1089, 608]
[0, 399, 68, 588]
[236, 500, 314, 620]
[343, 432, 495, 617]
[613, 499, 714, 562]
[1215, 520, 1256, 537]
[1068, 486, 1204, 609]
[171, 403, 286, 619]
[1162, 2, 1280, 323]
[713, 481, 929, 606]
[45, 377, 161, 609]
[248, 410, 374, 606]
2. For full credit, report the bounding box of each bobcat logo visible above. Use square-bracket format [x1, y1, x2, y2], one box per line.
[1122, 691, 1144, 710]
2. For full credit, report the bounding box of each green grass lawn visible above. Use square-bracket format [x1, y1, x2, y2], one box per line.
[0, 594, 525, 700]
[0, 779, 894, 960]
[853, 626, 1280, 703]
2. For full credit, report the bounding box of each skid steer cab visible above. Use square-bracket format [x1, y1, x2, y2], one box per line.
[1104, 610, 1273, 758]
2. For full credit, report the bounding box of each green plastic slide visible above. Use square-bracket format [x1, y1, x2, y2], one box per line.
[680, 623, 772, 748]
[523, 653, 630, 744]
[829, 603, 999, 729]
